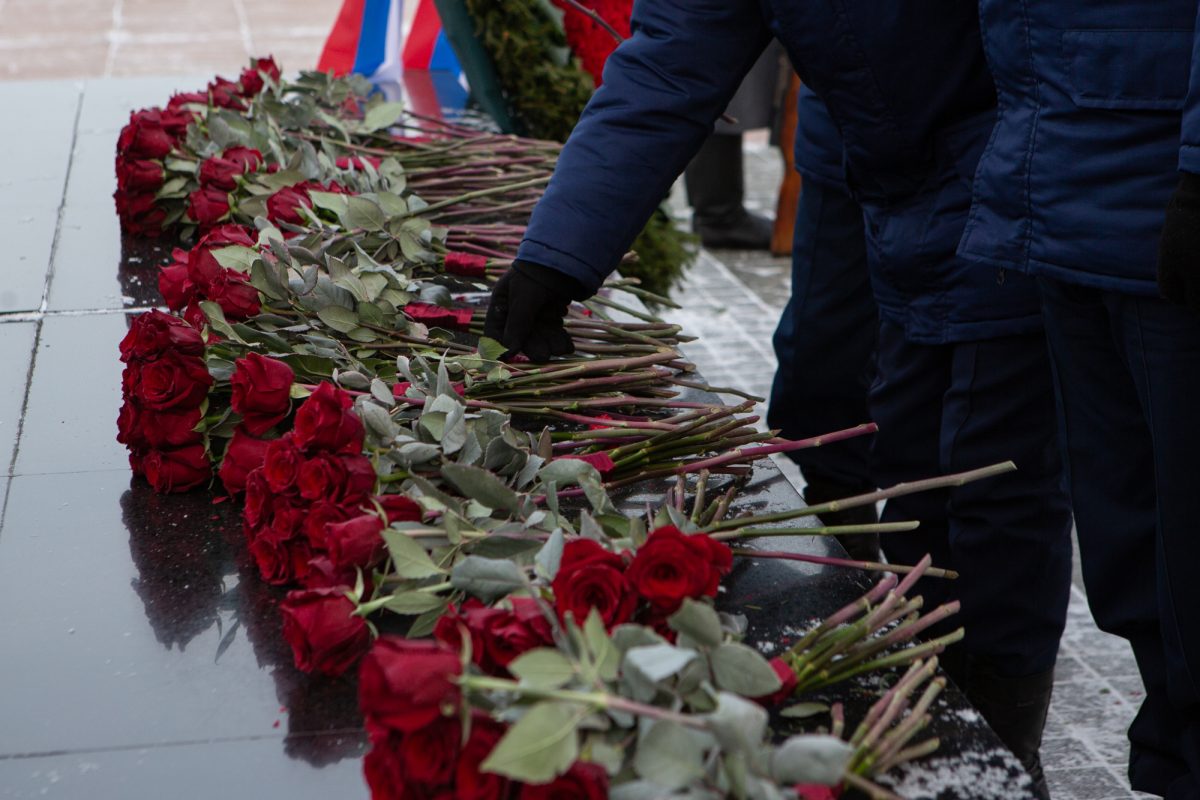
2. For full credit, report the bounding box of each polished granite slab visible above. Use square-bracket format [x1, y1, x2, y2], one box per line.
[0, 77, 1030, 799]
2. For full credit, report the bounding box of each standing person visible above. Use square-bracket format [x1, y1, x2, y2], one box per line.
[960, 4, 1200, 797]
[483, 1, 1073, 791]
[767, 85, 880, 560]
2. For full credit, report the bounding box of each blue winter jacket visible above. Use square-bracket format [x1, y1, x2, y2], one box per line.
[793, 85, 846, 190]
[517, 0, 1043, 343]
[960, 1, 1200, 294]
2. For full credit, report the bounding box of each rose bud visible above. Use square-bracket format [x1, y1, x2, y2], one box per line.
[480, 597, 553, 671]
[206, 270, 261, 320]
[249, 503, 312, 585]
[198, 223, 256, 249]
[159, 107, 195, 138]
[400, 715, 461, 786]
[141, 406, 204, 449]
[207, 76, 245, 109]
[376, 493, 422, 523]
[186, 186, 231, 227]
[302, 556, 364, 591]
[325, 514, 386, 571]
[238, 56, 280, 96]
[280, 586, 371, 676]
[119, 309, 204, 363]
[754, 657, 799, 708]
[433, 599, 496, 668]
[554, 451, 616, 478]
[263, 435, 303, 493]
[363, 729, 408, 800]
[135, 350, 213, 412]
[116, 400, 148, 449]
[358, 638, 461, 733]
[118, 110, 175, 159]
[114, 190, 168, 237]
[626, 526, 733, 613]
[443, 251, 488, 278]
[518, 761, 609, 800]
[795, 785, 841, 800]
[293, 382, 364, 454]
[229, 353, 294, 436]
[117, 159, 164, 193]
[551, 539, 636, 630]
[266, 183, 315, 227]
[242, 470, 273, 530]
[142, 444, 210, 492]
[167, 91, 208, 112]
[198, 146, 263, 191]
[456, 713, 511, 800]
[217, 428, 270, 494]
[301, 500, 356, 550]
[158, 261, 195, 310]
[298, 453, 376, 503]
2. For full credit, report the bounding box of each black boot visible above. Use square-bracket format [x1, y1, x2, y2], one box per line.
[941, 651, 1056, 800]
[684, 133, 773, 250]
[803, 480, 881, 563]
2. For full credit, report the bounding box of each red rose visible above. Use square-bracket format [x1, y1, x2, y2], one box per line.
[230, 353, 294, 435]
[158, 107, 194, 138]
[249, 502, 313, 584]
[158, 260, 195, 310]
[626, 526, 733, 613]
[325, 514, 386, 571]
[755, 657, 799, 708]
[114, 189, 167, 237]
[551, 539, 636, 629]
[119, 309, 205, 363]
[198, 223, 256, 249]
[116, 400, 147, 449]
[297, 452, 376, 503]
[400, 716, 461, 785]
[403, 302, 474, 332]
[433, 599, 495, 667]
[142, 445, 210, 492]
[239, 56, 280, 96]
[335, 155, 381, 170]
[266, 183, 315, 226]
[443, 251, 488, 278]
[134, 350, 212, 411]
[243, 470, 273, 529]
[206, 270, 261, 320]
[117, 159, 164, 193]
[795, 785, 841, 800]
[480, 597, 553, 671]
[187, 187, 231, 227]
[376, 494, 422, 523]
[301, 500, 356, 550]
[198, 146, 263, 191]
[280, 586, 371, 676]
[293, 382, 364, 454]
[167, 91, 208, 112]
[263, 435, 303, 492]
[358, 638, 461, 733]
[141, 406, 204, 449]
[118, 110, 175, 159]
[207, 77, 245, 109]
[455, 713, 511, 800]
[301, 555, 363, 591]
[519, 761, 608, 800]
[217, 428, 270, 494]
[363, 730, 409, 800]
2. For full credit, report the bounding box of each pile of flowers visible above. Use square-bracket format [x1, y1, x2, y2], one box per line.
[113, 59, 1018, 798]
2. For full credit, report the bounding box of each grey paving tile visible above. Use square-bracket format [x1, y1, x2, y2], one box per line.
[1045, 767, 1130, 799]
[0, 322, 37, 474]
[0, 209, 58, 314]
[11, 313, 132, 475]
[76, 75, 209, 135]
[1044, 736, 1104, 771]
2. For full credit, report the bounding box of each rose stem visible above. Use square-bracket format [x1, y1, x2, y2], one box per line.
[709, 521, 919, 540]
[733, 549, 958, 579]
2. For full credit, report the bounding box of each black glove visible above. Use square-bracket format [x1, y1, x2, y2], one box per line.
[1158, 171, 1200, 313]
[483, 260, 589, 361]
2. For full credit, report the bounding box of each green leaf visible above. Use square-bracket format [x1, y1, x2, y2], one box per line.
[308, 190, 349, 215]
[211, 245, 260, 273]
[477, 336, 507, 362]
[538, 459, 599, 487]
[342, 195, 387, 232]
[480, 702, 580, 783]
[779, 702, 829, 720]
[583, 609, 620, 682]
[668, 599, 723, 649]
[624, 643, 697, 684]
[440, 463, 520, 513]
[705, 692, 768, 756]
[450, 555, 526, 603]
[633, 721, 705, 789]
[508, 648, 576, 689]
[316, 305, 359, 333]
[362, 101, 406, 132]
[382, 528, 445, 579]
[534, 527, 564, 581]
[384, 591, 447, 615]
[710, 642, 781, 698]
[768, 735, 852, 785]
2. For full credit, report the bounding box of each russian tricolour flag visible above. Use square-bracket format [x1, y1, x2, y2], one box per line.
[318, 0, 468, 114]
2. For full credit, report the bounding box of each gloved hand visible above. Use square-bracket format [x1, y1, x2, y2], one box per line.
[483, 260, 588, 361]
[1158, 171, 1200, 313]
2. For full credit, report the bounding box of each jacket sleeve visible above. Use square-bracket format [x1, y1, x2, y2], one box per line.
[1182, 12, 1200, 174]
[517, 0, 772, 293]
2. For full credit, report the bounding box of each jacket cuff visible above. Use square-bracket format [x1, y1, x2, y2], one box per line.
[516, 238, 610, 297]
[1179, 144, 1200, 176]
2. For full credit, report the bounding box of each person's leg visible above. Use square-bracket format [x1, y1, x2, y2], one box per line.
[767, 180, 878, 557]
[1038, 278, 1192, 797]
[874, 321, 1072, 795]
[1119, 292, 1200, 800]
[684, 133, 773, 250]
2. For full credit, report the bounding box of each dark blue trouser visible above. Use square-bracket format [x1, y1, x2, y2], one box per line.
[1038, 278, 1200, 800]
[874, 319, 1074, 678]
[767, 179, 877, 491]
